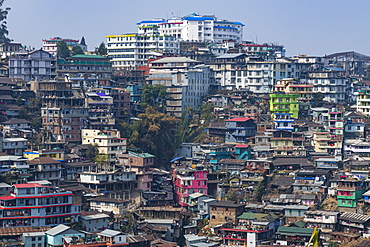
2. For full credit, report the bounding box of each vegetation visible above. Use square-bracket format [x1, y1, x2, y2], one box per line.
[57, 41, 70, 58]
[312, 92, 324, 107]
[95, 42, 107, 56]
[0, 0, 11, 44]
[86, 143, 99, 161]
[140, 84, 167, 112]
[71, 45, 84, 56]
[80, 36, 86, 46]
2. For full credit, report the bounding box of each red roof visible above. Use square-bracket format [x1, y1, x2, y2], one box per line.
[0, 196, 15, 201]
[226, 118, 252, 122]
[235, 144, 250, 148]
[13, 183, 42, 188]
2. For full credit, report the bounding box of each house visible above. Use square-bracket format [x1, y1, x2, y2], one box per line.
[225, 118, 256, 143]
[283, 205, 310, 225]
[88, 197, 128, 215]
[46, 225, 85, 247]
[339, 212, 370, 235]
[97, 229, 129, 247]
[220, 211, 281, 247]
[22, 232, 46, 247]
[79, 213, 110, 232]
[209, 201, 244, 226]
[2, 137, 27, 156]
[275, 226, 319, 246]
[27, 157, 62, 186]
[303, 210, 340, 233]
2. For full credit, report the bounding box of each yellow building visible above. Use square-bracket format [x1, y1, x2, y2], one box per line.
[24, 149, 65, 162]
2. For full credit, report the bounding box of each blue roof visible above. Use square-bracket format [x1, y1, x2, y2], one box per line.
[274, 113, 293, 115]
[233, 22, 245, 26]
[183, 17, 214, 21]
[136, 20, 165, 25]
[214, 26, 238, 30]
[170, 156, 184, 162]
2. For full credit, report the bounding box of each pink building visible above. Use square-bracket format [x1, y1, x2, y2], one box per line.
[172, 166, 208, 207]
[129, 152, 154, 191]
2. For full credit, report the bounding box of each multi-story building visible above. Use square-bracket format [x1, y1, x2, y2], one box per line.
[225, 117, 256, 143]
[172, 166, 208, 207]
[312, 131, 343, 157]
[209, 201, 244, 226]
[111, 88, 131, 119]
[274, 78, 313, 102]
[220, 211, 280, 247]
[2, 138, 27, 156]
[106, 31, 179, 70]
[269, 92, 300, 119]
[128, 152, 154, 191]
[0, 42, 22, 59]
[304, 67, 347, 103]
[28, 157, 62, 186]
[57, 54, 112, 87]
[148, 57, 212, 117]
[37, 80, 87, 143]
[270, 130, 306, 157]
[272, 113, 294, 131]
[9, 49, 56, 81]
[42, 37, 87, 56]
[354, 89, 370, 116]
[81, 129, 126, 163]
[0, 183, 80, 227]
[304, 211, 340, 233]
[138, 13, 244, 43]
[85, 89, 115, 130]
[337, 175, 366, 210]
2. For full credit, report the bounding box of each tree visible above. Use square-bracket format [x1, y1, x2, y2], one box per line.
[130, 107, 179, 168]
[141, 84, 168, 112]
[95, 42, 107, 56]
[80, 36, 86, 46]
[0, 0, 11, 44]
[57, 41, 70, 58]
[86, 143, 99, 161]
[71, 45, 84, 56]
[312, 92, 325, 107]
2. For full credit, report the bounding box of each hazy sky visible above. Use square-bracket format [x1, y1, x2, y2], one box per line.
[5, 0, 370, 56]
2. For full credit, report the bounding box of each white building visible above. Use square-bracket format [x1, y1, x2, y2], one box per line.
[138, 13, 244, 43]
[81, 129, 126, 162]
[106, 32, 179, 69]
[304, 67, 347, 103]
[9, 49, 56, 81]
[42, 37, 87, 56]
[148, 57, 212, 117]
[80, 213, 110, 232]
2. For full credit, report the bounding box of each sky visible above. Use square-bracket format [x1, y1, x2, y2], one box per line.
[5, 0, 370, 57]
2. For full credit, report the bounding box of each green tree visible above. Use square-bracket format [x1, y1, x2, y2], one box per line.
[0, 0, 11, 44]
[141, 84, 168, 112]
[57, 41, 70, 58]
[86, 143, 99, 161]
[95, 42, 107, 56]
[94, 154, 110, 172]
[71, 45, 84, 56]
[80, 36, 86, 46]
[31, 116, 42, 130]
[131, 107, 179, 168]
[312, 92, 324, 107]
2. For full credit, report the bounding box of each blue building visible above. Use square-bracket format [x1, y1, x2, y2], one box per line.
[225, 118, 256, 143]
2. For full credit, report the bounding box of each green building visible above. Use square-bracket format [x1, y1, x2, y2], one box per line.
[269, 93, 300, 118]
[337, 176, 366, 208]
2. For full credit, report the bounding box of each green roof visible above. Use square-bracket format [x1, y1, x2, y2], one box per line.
[129, 152, 155, 158]
[71, 54, 106, 59]
[276, 226, 315, 236]
[292, 220, 305, 228]
[237, 212, 279, 222]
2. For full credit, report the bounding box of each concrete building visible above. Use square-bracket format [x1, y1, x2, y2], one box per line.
[42, 37, 87, 56]
[0, 183, 80, 228]
[9, 49, 56, 81]
[138, 13, 244, 43]
[82, 129, 126, 162]
[28, 157, 62, 186]
[148, 57, 212, 117]
[106, 31, 179, 69]
[209, 201, 244, 226]
[225, 117, 256, 143]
